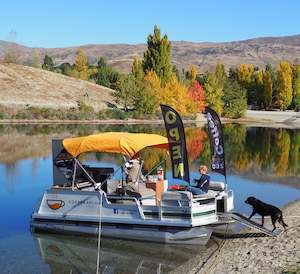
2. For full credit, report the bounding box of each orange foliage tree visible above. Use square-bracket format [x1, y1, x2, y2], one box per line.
[185, 128, 207, 163]
[187, 81, 206, 113]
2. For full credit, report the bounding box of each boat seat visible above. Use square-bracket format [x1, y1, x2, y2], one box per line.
[161, 191, 191, 207]
[208, 181, 225, 191]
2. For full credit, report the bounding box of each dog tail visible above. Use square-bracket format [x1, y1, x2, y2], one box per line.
[279, 215, 288, 229]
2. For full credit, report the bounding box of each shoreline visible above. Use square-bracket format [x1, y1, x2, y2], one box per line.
[176, 199, 300, 274]
[1, 110, 300, 127]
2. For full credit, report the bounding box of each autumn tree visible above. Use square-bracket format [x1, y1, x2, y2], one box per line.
[187, 81, 205, 113]
[161, 74, 189, 114]
[185, 65, 198, 82]
[70, 48, 89, 80]
[204, 73, 224, 115]
[142, 25, 172, 85]
[262, 70, 273, 109]
[255, 69, 264, 108]
[292, 65, 300, 110]
[42, 54, 54, 71]
[237, 64, 255, 104]
[276, 61, 293, 110]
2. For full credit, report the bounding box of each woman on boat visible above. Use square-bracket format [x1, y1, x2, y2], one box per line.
[188, 165, 210, 195]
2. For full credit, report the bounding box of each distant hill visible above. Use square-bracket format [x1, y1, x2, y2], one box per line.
[0, 63, 116, 110]
[1, 34, 300, 73]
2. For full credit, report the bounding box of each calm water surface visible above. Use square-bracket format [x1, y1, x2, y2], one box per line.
[0, 124, 299, 273]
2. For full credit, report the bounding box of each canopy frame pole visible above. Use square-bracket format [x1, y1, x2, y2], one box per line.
[144, 158, 166, 178]
[74, 158, 98, 187]
[72, 159, 77, 190]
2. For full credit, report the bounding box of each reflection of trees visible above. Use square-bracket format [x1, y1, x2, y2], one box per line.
[223, 124, 250, 172]
[246, 128, 271, 171]
[140, 148, 169, 174]
[288, 131, 300, 175]
[185, 128, 207, 163]
[1, 124, 300, 178]
[272, 129, 291, 176]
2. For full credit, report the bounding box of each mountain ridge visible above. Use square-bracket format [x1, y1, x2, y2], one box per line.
[1, 34, 300, 73]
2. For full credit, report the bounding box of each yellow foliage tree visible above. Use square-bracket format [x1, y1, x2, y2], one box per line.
[190, 65, 197, 82]
[276, 61, 293, 110]
[161, 74, 189, 114]
[237, 64, 255, 85]
[70, 48, 89, 80]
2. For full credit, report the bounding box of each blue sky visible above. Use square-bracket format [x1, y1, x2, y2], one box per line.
[1, 0, 299, 48]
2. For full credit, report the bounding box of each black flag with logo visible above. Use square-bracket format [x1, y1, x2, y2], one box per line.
[160, 105, 190, 183]
[205, 107, 226, 177]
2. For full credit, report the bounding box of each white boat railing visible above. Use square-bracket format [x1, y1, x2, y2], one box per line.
[105, 194, 146, 220]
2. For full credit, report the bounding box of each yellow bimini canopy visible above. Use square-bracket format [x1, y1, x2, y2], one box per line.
[63, 132, 169, 158]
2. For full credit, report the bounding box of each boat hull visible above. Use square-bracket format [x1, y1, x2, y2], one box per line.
[31, 219, 212, 245]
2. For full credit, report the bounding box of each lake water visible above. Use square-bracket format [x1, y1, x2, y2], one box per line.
[0, 124, 299, 273]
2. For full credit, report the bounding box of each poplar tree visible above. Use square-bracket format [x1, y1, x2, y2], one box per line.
[142, 25, 172, 85]
[293, 65, 300, 110]
[276, 61, 293, 110]
[185, 65, 198, 82]
[237, 64, 255, 104]
[255, 69, 264, 108]
[215, 63, 227, 88]
[72, 48, 89, 80]
[204, 73, 224, 115]
[262, 70, 273, 109]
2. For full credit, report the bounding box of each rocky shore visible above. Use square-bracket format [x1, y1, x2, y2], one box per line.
[188, 199, 300, 274]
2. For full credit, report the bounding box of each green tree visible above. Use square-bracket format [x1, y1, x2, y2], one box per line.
[42, 54, 54, 71]
[292, 65, 300, 110]
[142, 25, 172, 85]
[228, 67, 238, 81]
[114, 74, 137, 111]
[134, 80, 159, 114]
[132, 58, 145, 81]
[204, 73, 224, 115]
[215, 63, 227, 88]
[56, 62, 72, 75]
[223, 80, 247, 118]
[276, 61, 293, 110]
[94, 57, 120, 89]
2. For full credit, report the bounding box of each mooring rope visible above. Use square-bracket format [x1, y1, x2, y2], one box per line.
[96, 190, 103, 274]
[193, 223, 230, 274]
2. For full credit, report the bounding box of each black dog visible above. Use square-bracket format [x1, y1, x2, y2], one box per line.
[245, 196, 288, 232]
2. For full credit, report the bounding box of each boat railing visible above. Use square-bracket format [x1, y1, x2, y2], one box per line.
[105, 194, 146, 219]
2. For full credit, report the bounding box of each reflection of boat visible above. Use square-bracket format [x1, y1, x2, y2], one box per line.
[31, 106, 234, 245]
[34, 233, 206, 273]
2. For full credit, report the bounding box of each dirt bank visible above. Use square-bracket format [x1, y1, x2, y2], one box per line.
[191, 199, 300, 274]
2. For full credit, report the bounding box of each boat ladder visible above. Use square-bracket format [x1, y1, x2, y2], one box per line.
[221, 212, 282, 237]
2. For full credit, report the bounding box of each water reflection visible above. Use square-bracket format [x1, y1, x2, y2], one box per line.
[33, 233, 211, 274]
[1, 124, 300, 187]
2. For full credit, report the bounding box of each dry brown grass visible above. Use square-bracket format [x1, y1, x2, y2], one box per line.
[0, 63, 116, 111]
